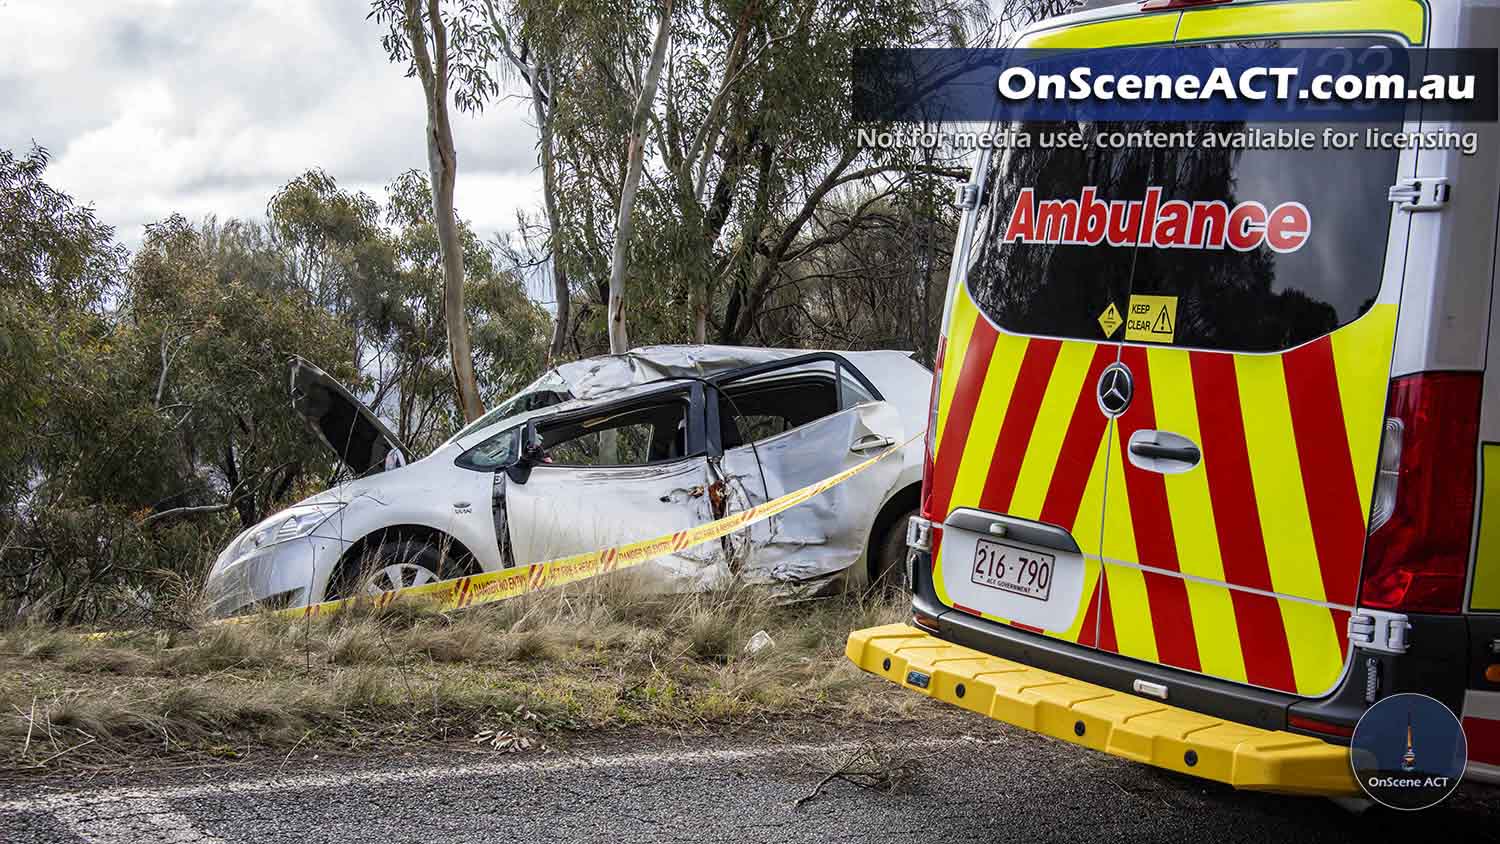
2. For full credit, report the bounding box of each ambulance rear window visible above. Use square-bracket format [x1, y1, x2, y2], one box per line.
[965, 44, 1406, 353]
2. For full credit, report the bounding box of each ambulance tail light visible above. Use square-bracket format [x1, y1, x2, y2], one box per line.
[1359, 372, 1482, 614]
[919, 336, 947, 522]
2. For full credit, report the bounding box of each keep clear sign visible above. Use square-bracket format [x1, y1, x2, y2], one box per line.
[1124, 295, 1177, 344]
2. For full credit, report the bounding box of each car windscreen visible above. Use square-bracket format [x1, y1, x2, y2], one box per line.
[967, 44, 1405, 354]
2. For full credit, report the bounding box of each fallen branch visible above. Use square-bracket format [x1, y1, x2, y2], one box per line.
[792, 743, 921, 811]
[32, 736, 96, 768]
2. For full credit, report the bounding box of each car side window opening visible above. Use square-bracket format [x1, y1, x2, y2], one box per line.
[717, 372, 843, 449]
[537, 398, 692, 467]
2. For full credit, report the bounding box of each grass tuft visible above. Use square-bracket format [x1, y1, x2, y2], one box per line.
[1, 584, 917, 773]
[501, 628, 559, 662]
[61, 646, 151, 675]
[153, 625, 279, 675]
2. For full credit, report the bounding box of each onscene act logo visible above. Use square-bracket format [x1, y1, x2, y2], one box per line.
[1002, 187, 1312, 254]
[1351, 692, 1467, 811]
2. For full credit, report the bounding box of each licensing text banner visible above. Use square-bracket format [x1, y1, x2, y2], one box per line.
[851, 47, 1498, 124]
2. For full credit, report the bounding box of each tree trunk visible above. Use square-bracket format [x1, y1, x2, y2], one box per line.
[405, 0, 485, 423]
[606, 0, 674, 355]
[533, 62, 570, 365]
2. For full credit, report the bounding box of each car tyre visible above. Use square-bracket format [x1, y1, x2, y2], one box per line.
[871, 508, 917, 591]
[328, 535, 477, 600]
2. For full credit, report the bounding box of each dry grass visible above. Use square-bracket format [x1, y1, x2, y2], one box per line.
[0, 583, 918, 775]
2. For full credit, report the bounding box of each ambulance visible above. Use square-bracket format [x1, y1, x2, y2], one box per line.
[848, 0, 1500, 795]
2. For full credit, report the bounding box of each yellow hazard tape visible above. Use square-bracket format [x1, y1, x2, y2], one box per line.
[240, 433, 919, 623]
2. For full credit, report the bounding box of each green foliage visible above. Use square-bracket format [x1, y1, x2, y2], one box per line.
[0, 145, 125, 309]
[0, 152, 548, 623]
[482, 0, 982, 356]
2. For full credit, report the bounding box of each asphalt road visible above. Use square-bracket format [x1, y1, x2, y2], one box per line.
[2, 719, 1496, 843]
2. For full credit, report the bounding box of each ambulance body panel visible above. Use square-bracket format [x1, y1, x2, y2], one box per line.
[855, 0, 1500, 792]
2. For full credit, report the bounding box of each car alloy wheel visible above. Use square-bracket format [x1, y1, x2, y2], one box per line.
[361, 561, 443, 595]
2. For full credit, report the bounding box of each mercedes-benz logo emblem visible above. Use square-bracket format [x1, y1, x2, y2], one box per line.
[1096, 362, 1133, 417]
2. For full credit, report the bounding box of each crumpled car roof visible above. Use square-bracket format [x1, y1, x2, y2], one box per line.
[449, 344, 912, 450]
[545, 344, 818, 399]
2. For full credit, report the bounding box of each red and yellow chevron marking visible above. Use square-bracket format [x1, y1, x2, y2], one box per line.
[932, 288, 1117, 649]
[1098, 310, 1396, 696]
[930, 281, 1397, 697]
[226, 432, 916, 625]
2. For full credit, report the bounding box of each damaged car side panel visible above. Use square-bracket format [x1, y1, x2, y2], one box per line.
[504, 460, 726, 587]
[716, 401, 905, 594]
[497, 380, 728, 586]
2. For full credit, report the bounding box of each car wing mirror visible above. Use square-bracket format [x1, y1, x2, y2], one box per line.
[505, 422, 544, 485]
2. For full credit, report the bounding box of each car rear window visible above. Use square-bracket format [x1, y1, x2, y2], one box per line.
[966, 45, 1405, 353]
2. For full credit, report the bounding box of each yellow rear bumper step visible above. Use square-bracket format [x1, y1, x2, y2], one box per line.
[847, 624, 1358, 796]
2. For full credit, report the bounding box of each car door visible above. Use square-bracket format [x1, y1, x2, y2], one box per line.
[1093, 37, 1413, 697]
[501, 383, 729, 587]
[709, 355, 905, 589]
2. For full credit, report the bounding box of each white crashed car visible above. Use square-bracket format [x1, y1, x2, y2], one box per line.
[204, 346, 931, 616]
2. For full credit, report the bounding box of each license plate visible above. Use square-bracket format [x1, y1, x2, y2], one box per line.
[970, 539, 1055, 602]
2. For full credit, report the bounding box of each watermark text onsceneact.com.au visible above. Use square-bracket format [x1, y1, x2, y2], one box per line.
[996, 65, 1477, 105]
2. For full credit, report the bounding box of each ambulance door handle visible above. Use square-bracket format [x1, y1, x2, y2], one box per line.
[1127, 430, 1201, 474]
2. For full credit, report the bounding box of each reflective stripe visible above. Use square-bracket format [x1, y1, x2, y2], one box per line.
[1071, 431, 1113, 571]
[933, 291, 980, 458]
[978, 338, 1061, 514]
[1175, 0, 1427, 45]
[1044, 435, 1112, 644]
[1190, 351, 1298, 690]
[1235, 354, 1327, 604]
[1096, 568, 1117, 652]
[1284, 337, 1366, 608]
[1471, 445, 1500, 610]
[1057, 559, 1104, 646]
[1102, 563, 1158, 664]
[1233, 351, 1343, 693]
[929, 314, 998, 521]
[1149, 346, 1247, 684]
[949, 332, 1030, 517]
[1331, 307, 1399, 530]
[1038, 345, 1116, 545]
[1019, 11, 1181, 49]
[1111, 347, 1200, 672]
[1102, 430, 1155, 662]
[1010, 341, 1100, 521]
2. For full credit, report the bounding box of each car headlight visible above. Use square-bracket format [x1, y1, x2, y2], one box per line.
[235, 503, 346, 556]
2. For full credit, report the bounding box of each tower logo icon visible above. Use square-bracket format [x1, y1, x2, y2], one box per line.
[1401, 712, 1417, 773]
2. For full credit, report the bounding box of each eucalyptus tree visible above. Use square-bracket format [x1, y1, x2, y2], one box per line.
[484, 0, 989, 355]
[370, 0, 498, 423]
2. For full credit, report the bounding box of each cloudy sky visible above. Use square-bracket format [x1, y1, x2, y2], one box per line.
[0, 0, 543, 253]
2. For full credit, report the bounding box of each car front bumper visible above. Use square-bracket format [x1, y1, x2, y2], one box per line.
[203, 536, 348, 617]
[846, 623, 1360, 795]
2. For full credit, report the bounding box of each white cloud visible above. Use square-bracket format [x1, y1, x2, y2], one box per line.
[0, 0, 542, 251]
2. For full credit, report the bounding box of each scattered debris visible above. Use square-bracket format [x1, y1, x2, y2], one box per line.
[471, 729, 539, 753]
[744, 630, 775, 655]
